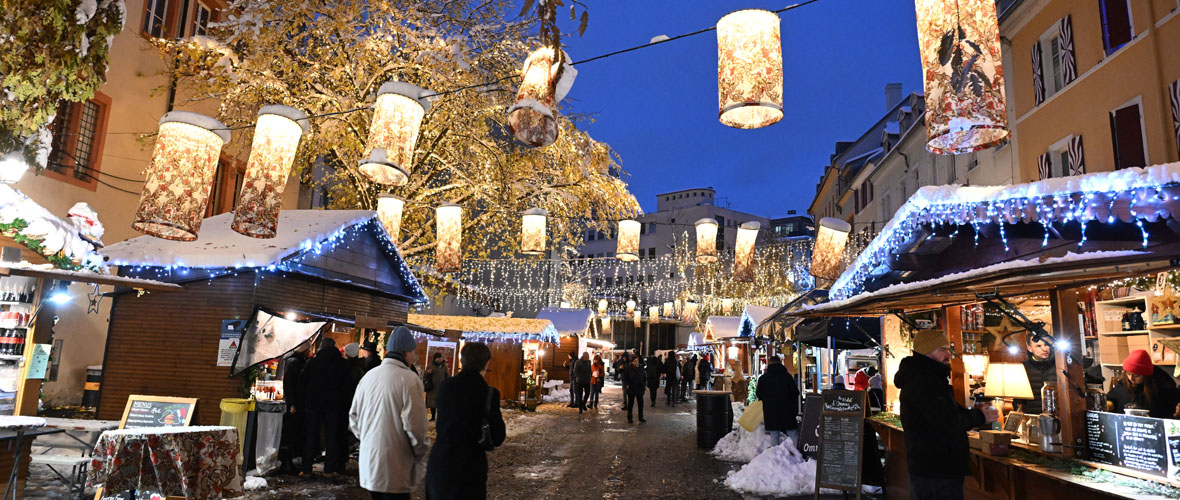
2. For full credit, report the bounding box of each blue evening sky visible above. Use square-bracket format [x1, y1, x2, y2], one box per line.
[558, 1, 925, 218]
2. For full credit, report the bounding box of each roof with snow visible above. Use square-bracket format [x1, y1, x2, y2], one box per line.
[535, 308, 593, 336]
[705, 316, 743, 340]
[0, 185, 104, 270]
[407, 313, 561, 345]
[739, 305, 778, 337]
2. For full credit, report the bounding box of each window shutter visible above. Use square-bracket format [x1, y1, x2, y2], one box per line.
[1112, 104, 1146, 170]
[1170, 79, 1179, 156]
[1059, 15, 1077, 85]
[1038, 152, 1051, 180]
[1032, 41, 1045, 105]
[1068, 136, 1086, 176]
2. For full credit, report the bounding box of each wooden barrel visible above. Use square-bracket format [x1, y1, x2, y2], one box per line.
[695, 391, 733, 449]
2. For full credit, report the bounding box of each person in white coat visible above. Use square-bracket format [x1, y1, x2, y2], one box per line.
[349, 327, 427, 500]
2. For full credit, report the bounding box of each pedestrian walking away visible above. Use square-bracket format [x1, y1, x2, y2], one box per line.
[426, 342, 506, 500]
[755, 355, 800, 447]
[682, 355, 697, 401]
[279, 349, 307, 474]
[697, 355, 713, 391]
[574, 352, 593, 413]
[301, 337, 350, 476]
[564, 352, 579, 409]
[424, 351, 450, 421]
[645, 355, 663, 407]
[589, 354, 605, 409]
[621, 355, 647, 423]
[664, 354, 680, 406]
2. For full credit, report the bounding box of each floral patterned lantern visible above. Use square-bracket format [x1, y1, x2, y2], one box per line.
[914, 0, 1008, 154]
[521, 207, 548, 255]
[716, 9, 783, 129]
[598, 299, 608, 315]
[600, 316, 611, 335]
[733, 221, 760, 282]
[695, 218, 719, 264]
[626, 299, 636, 314]
[377, 194, 405, 242]
[435, 203, 462, 273]
[721, 298, 734, 315]
[662, 302, 674, 318]
[133, 111, 230, 241]
[682, 301, 700, 324]
[363, 81, 431, 185]
[231, 105, 308, 238]
[811, 217, 851, 281]
[649, 306, 661, 325]
[616, 219, 641, 262]
[634, 309, 642, 328]
[507, 47, 576, 147]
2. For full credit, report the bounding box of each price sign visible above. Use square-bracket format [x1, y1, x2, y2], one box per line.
[119, 395, 198, 429]
[814, 390, 867, 499]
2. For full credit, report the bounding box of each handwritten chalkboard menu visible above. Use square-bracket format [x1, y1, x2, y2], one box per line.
[1085, 411, 1171, 477]
[815, 390, 866, 499]
[119, 395, 198, 429]
[798, 393, 822, 459]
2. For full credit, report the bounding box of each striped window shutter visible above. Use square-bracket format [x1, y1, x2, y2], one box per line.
[1038, 152, 1051, 180]
[1032, 41, 1045, 105]
[1059, 15, 1077, 85]
[1068, 136, 1085, 175]
[1170, 79, 1179, 155]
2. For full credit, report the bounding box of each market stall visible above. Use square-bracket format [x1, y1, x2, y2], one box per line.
[534, 307, 593, 381]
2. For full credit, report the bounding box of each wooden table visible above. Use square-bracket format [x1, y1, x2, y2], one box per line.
[0, 416, 62, 500]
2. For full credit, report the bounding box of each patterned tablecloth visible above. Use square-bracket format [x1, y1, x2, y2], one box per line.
[88, 425, 243, 500]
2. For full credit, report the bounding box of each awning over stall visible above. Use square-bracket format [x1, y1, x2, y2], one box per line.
[231, 308, 327, 376]
[793, 316, 882, 350]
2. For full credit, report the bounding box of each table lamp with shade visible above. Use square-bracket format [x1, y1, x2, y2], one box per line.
[983, 362, 1034, 428]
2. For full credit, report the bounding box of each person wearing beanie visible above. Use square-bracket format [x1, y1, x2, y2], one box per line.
[349, 326, 428, 498]
[894, 329, 998, 499]
[301, 337, 349, 476]
[1106, 349, 1180, 419]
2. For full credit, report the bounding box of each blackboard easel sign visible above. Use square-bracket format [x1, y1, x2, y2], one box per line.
[814, 390, 867, 500]
[798, 393, 823, 459]
[119, 395, 198, 429]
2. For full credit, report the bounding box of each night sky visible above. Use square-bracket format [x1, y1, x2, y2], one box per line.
[560, 0, 925, 218]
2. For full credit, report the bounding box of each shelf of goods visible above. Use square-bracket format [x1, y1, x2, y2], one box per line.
[0, 275, 34, 415]
[1094, 294, 1180, 389]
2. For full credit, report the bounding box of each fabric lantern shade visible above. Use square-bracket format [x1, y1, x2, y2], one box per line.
[133, 111, 230, 241]
[634, 310, 642, 328]
[682, 301, 699, 324]
[435, 203, 462, 273]
[695, 218, 719, 264]
[983, 363, 1034, 399]
[721, 298, 734, 315]
[662, 302, 674, 318]
[716, 9, 783, 129]
[811, 217, 852, 281]
[377, 194, 404, 242]
[363, 81, 431, 185]
[649, 306, 660, 325]
[231, 105, 308, 238]
[598, 299, 608, 315]
[507, 47, 576, 147]
[521, 207, 548, 255]
[600, 316, 611, 335]
[732, 221, 760, 282]
[626, 299, 636, 314]
[616, 219, 641, 262]
[914, 0, 1009, 154]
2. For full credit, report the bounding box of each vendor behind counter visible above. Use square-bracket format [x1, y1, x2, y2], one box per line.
[1018, 334, 1056, 415]
[1106, 349, 1180, 419]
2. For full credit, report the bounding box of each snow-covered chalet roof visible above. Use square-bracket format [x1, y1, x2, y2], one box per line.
[407, 313, 561, 345]
[739, 305, 777, 337]
[705, 316, 742, 340]
[535, 308, 593, 336]
[0, 185, 104, 270]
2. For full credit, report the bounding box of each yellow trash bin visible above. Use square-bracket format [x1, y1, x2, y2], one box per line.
[219, 398, 255, 455]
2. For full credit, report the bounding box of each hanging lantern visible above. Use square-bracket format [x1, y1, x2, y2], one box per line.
[133, 111, 230, 241]
[649, 306, 660, 325]
[811, 217, 851, 281]
[722, 298, 734, 315]
[662, 302, 674, 318]
[626, 299, 636, 314]
[600, 316, 611, 335]
[682, 301, 700, 324]
[695, 218, 719, 263]
[616, 219, 641, 262]
[363, 81, 431, 185]
[597, 299, 608, 315]
[914, 0, 1008, 154]
[435, 203, 462, 273]
[675, 299, 684, 316]
[507, 47, 576, 147]
[521, 207, 548, 255]
[733, 221, 760, 282]
[634, 310, 642, 328]
[377, 194, 405, 243]
[716, 9, 783, 129]
[231, 105, 308, 239]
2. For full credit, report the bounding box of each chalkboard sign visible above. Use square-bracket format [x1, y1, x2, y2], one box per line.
[1002, 411, 1024, 433]
[119, 395, 198, 429]
[1085, 411, 1171, 477]
[798, 393, 822, 459]
[815, 390, 866, 499]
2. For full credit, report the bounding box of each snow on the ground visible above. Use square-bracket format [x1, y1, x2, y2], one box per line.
[710, 423, 774, 463]
[542, 387, 570, 403]
[243, 476, 267, 490]
[723, 438, 817, 497]
[542, 379, 564, 389]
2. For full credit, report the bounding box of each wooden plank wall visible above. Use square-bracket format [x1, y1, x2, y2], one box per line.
[97, 272, 411, 426]
[541, 335, 578, 382]
[481, 341, 522, 401]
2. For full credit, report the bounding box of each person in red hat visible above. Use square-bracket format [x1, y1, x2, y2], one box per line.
[1106, 349, 1180, 419]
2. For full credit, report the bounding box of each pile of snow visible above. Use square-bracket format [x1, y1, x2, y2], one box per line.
[542, 379, 565, 389]
[542, 387, 570, 403]
[242, 476, 267, 491]
[710, 423, 775, 463]
[724, 438, 817, 497]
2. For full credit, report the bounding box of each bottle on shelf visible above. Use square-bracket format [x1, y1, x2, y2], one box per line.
[26, 284, 34, 304]
[18, 285, 27, 304]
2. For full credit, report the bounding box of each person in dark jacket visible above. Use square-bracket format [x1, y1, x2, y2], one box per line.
[1107, 349, 1180, 418]
[756, 355, 800, 446]
[424, 352, 450, 421]
[697, 355, 713, 390]
[341, 343, 365, 460]
[360, 340, 382, 373]
[280, 350, 307, 474]
[301, 337, 350, 475]
[895, 330, 998, 500]
[425, 342, 505, 500]
[589, 354, 605, 409]
[682, 355, 697, 402]
[664, 354, 680, 406]
[645, 355, 663, 407]
[564, 352, 579, 408]
[621, 355, 647, 423]
[1018, 334, 1056, 414]
[573, 352, 592, 413]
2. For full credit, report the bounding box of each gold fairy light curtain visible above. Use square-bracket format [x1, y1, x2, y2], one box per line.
[363, 81, 431, 185]
[133, 111, 230, 241]
[716, 9, 783, 129]
[232, 105, 308, 239]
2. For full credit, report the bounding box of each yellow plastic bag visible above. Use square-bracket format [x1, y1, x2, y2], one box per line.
[738, 399, 765, 432]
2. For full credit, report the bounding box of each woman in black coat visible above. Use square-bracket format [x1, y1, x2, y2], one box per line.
[755, 356, 799, 445]
[645, 356, 663, 407]
[426, 342, 505, 500]
[663, 355, 680, 406]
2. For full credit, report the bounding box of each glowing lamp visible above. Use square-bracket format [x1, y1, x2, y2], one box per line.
[811, 217, 852, 281]
[716, 9, 783, 129]
[363, 81, 431, 185]
[649, 306, 660, 325]
[914, 0, 1008, 154]
[626, 299, 636, 314]
[727, 345, 740, 360]
[600, 316, 611, 335]
[732, 221, 760, 282]
[984, 362, 1033, 424]
[231, 105, 308, 238]
[662, 302, 674, 318]
[616, 219, 641, 262]
[722, 298, 733, 315]
[507, 47, 575, 147]
[435, 203, 462, 273]
[597, 299, 608, 315]
[521, 207, 548, 255]
[962, 354, 989, 377]
[0, 152, 28, 184]
[377, 194, 404, 242]
[133, 111, 230, 241]
[682, 301, 699, 324]
[695, 218, 719, 264]
[633, 310, 641, 328]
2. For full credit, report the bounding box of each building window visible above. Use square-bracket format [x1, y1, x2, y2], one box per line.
[191, 2, 212, 36]
[1110, 101, 1147, 170]
[649, 222, 656, 234]
[967, 153, 979, 171]
[1100, 0, 1134, 55]
[648, 248, 656, 258]
[143, 0, 170, 37]
[46, 97, 108, 189]
[1038, 26, 1065, 97]
[587, 229, 595, 241]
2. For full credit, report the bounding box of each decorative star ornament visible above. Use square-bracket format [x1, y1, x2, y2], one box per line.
[986, 316, 1026, 350]
[86, 283, 103, 315]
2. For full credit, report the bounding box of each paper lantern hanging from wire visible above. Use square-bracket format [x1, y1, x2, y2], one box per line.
[695, 218, 719, 264]
[133, 111, 230, 241]
[363, 81, 431, 185]
[616, 219, 641, 262]
[435, 203, 463, 273]
[721, 298, 734, 315]
[626, 299, 636, 314]
[597, 299, 608, 315]
[650, 306, 661, 325]
[507, 47, 577, 147]
[634, 310, 642, 328]
[377, 194, 405, 243]
[716, 9, 783, 129]
[914, 0, 1008, 154]
[231, 105, 308, 239]
[521, 207, 548, 255]
[733, 221, 760, 282]
[682, 301, 700, 325]
[662, 302, 674, 318]
[600, 316, 611, 335]
[811, 217, 851, 281]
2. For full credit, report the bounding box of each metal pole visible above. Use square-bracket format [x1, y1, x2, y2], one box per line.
[644, 319, 651, 357]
